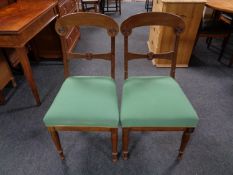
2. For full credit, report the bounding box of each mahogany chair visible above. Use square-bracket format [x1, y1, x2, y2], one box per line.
[120, 12, 199, 160]
[43, 12, 119, 162]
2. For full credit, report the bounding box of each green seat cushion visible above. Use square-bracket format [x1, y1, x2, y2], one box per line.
[43, 76, 119, 128]
[120, 76, 199, 127]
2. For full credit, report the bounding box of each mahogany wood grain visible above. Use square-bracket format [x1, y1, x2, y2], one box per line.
[32, 0, 80, 60]
[0, 0, 58, 105]
[16, 47, 41, 105]
[111, 128, 118, 162]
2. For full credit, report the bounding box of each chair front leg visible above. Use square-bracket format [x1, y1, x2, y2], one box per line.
[111, 128, 118, 162]
[48, 127, 65, 160]
[178, 128, 194, 160]
[122, 128, 129, 160]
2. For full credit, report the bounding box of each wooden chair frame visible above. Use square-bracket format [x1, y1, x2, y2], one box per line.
[81, 0, 101, 13]
[50, 12, 119, 162]
[121, 12, 195, 160]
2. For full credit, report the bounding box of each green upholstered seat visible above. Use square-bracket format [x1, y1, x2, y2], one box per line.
[43, 76, 119, 128]
[120, 76, 199, 127]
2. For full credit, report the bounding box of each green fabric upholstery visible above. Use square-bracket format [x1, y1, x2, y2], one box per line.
[43, 76, 119, 127]
[120, 76, 199, 127]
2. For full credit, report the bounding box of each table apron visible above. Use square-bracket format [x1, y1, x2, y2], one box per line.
[0, 8, 58, 48]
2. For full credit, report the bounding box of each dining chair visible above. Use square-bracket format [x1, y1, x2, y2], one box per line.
[145, 0, 153, 12]
[43, 12, 119, 162]
[81, 0, 101, 12]
[0, 50, 16, 104]
[102, 0, 121, 15]
[120, 12, 199, 160]
[194, 16, 233, 63]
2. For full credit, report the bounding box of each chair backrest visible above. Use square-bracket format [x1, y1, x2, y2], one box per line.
[120, 12, 185, 79]
[55, 12, 119, 79]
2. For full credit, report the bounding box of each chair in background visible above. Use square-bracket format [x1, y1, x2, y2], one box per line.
[43, 12, 119, 162]
[102, 0, 121, 14]
[0, 50, 16, 104]
[194, 14, 233, 64]
[219, 13, 233, 67]
[120, 12, 199, 160]
[81, 0, 101, 12]
[145, 0, 153, 12]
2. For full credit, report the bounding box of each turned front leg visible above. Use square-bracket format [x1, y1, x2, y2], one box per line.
[178, 128, 194, 159]
[111, 128, 118, 162]
[122, 128, 129, 160]
[48, 127, 65, 160]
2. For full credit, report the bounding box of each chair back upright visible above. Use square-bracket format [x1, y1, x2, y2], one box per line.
[120, 12, 185, 79]
[55, 12, 119, 79]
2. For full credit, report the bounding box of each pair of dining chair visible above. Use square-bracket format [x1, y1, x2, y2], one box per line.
[43, 12, 199, 162]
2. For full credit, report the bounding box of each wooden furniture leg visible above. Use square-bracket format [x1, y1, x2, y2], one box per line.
[122, 128, 129, 160]
[16, 47, 41, 105]
[11, 78, 17, 88]
[48, 127, 65, 160]
[0, 90, 5, 104]
[229, 55, 233, 67]
[178, 128, 194, 159]
[218, 34, 231, 62]
[111, 128, 118, 162]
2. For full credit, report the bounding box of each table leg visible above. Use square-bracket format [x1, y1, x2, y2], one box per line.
[16, 47, 41, 105]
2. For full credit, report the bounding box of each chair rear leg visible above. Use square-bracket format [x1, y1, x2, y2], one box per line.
[207, 37, 212, 49]
[178, 128, 194, 160]
[0, 90, 5, 105]
[111, 128, 118, 162]
[11, 78, 17, 88]
[122, 128, 129, 160]
[229, 55, 233, 67]
[48, 127, 65, 160]
[218, 34, 230, 61]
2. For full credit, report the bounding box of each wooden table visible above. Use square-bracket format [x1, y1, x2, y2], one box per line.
[0, 0, 58, 105]
[206, 0, 233, 13]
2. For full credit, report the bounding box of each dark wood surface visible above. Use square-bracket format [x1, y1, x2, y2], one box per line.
[0, 0, 58, 105]
[0, 0, 57, 34]
[32, 0, 80, 60]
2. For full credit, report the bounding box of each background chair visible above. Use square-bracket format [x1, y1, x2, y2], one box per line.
[81, 0, 101, 12]
[145, 0, 153, 12]
[194, 13, 233, 65]
[0, 50, 16, 105]
[219, 13, 233, 67]
[120, 12, 199, 160]
[102, 0, 121, 14]
[43, 12, 119, 162]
